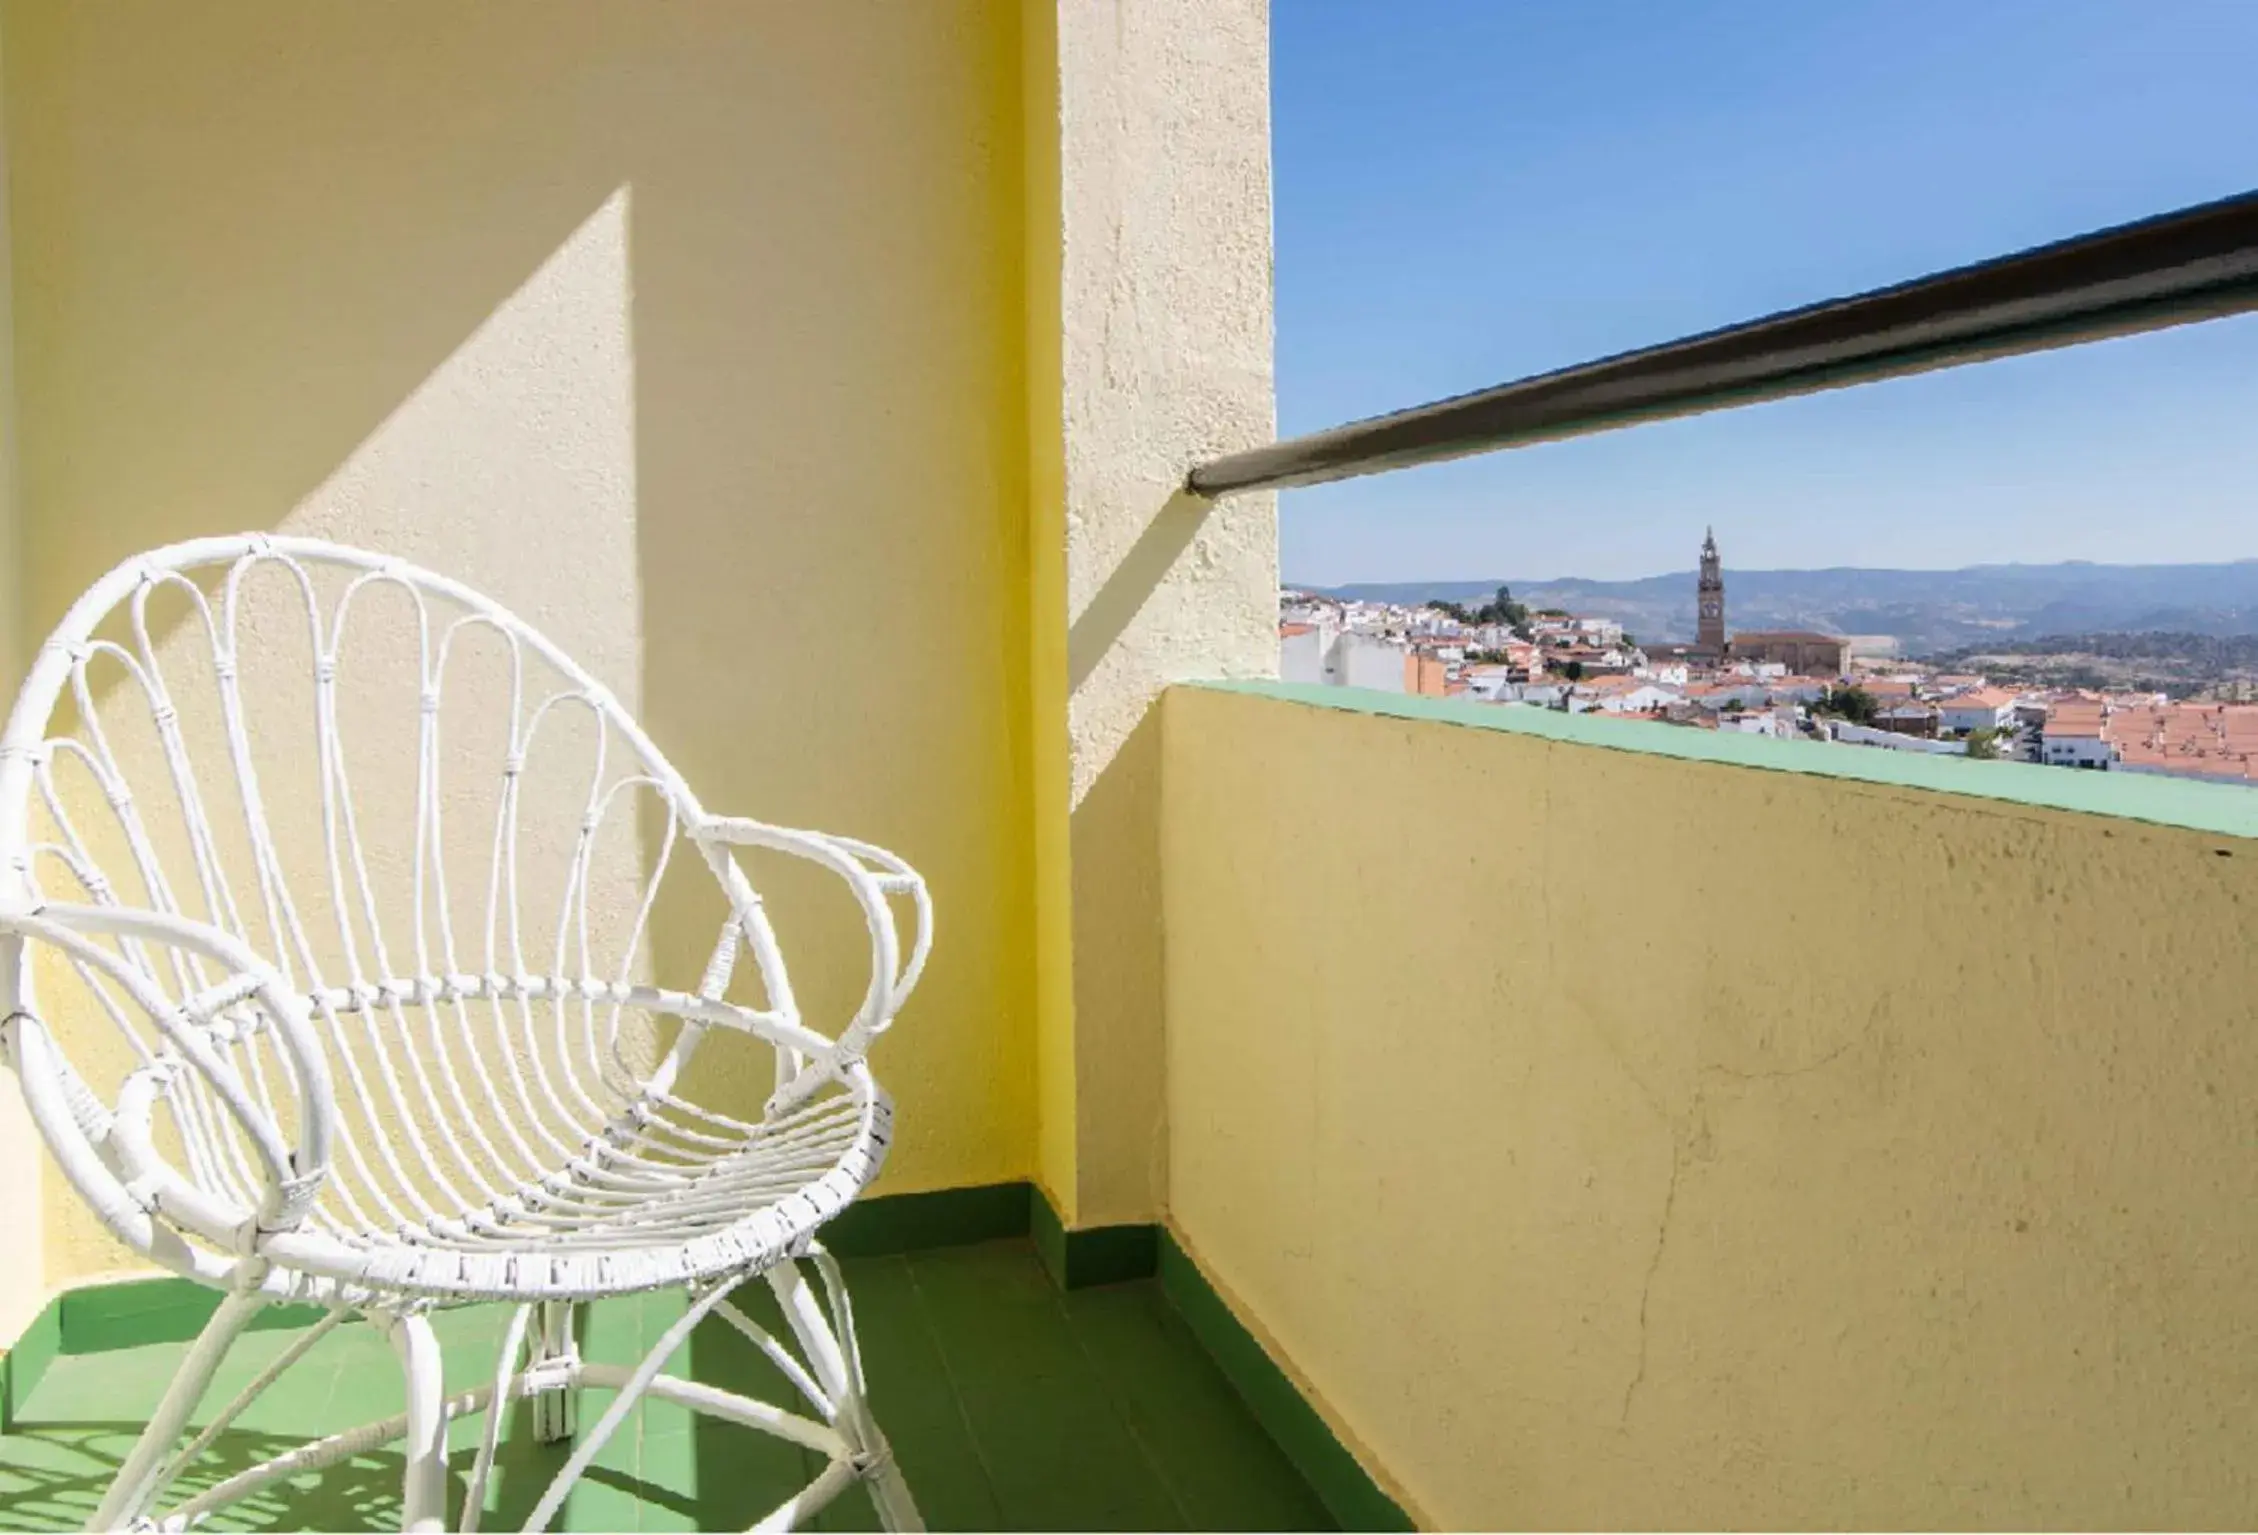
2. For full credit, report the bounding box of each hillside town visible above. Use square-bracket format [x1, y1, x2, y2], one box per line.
[1283, 530, 2258, 787]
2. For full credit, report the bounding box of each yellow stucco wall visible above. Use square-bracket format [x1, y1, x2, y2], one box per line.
[2, 1, 1039, 1287]
[1163, 685, 2258, 1529]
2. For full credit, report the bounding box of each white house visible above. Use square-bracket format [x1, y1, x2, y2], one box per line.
[1829, 720, 1967, 755]
[2041, 734, 2114, 769]
[1279, 622, 1331, 684]
[1281, 623, 1413, 693]
[2041, 704, 2113, 769]
[1461, 667, 1518, 703]
[1338, 631, 1410, 693]
[1934, 688, 2016, 735]
[2041, 739, 2112, 768]
[1721, 707, 1796, 738]
[1590, 684, 1682, 715]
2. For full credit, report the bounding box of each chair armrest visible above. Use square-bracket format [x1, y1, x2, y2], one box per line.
[1, 901, 335, 1236]
[691, 816, 931, 1111]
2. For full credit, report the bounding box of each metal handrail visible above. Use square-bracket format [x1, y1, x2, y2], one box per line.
[1189, 188, 2258, 498]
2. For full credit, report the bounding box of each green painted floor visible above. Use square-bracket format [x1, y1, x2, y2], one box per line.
[0, 1241, 1333, 1532]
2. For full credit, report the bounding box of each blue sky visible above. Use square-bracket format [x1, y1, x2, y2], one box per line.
[1273, 0, 2258, 585]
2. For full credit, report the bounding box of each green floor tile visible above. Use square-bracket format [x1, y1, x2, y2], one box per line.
[556, 1470, 648, 1535]
[1066, 1283, 1336, 1532]
[476, 1418, 574, 1532]
[628, 1427, 704, 1534]
[11, 1351, 172, 1426]
[904, 1243, 1189, 1532]
[822, 1255, 1003, 1533]
[0, 1243, 1330, 1532]
[685, 1281, 828, 1531]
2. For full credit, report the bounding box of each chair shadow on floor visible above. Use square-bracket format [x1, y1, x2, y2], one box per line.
[0, 1423, 418, 1532]
[0, 1284, 872, 1534]
[0, 1418, 701, 1532]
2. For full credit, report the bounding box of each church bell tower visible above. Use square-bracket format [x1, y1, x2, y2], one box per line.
[1697, 527, 1725, 654]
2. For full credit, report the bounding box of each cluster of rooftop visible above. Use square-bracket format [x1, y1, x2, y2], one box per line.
[2041, 695, 2258, 782]
[1285, 532, 2258, 781]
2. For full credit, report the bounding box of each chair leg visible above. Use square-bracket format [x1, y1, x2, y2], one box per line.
[773, 1254, 925, 1533]
[529, 1300, 577, 1445]
[462, 1304, 537, 1533]
[522, 1283, 736, 1533]
[89, 1290, 261, 1531]
[862, 1447, 923, 1534]
[387, 1312, 449, 1535]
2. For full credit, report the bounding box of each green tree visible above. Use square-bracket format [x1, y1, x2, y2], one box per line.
[1471, 585, 1530, 630]
[1819, 684, 1878, 725]
[1964, 726, 2000, 760]
[1562, 659, 1585, 681]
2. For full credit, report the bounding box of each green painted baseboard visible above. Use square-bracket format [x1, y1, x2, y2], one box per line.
[0, 1293, 59, 1435]
[1159, 1232, 1415, 1532]
[819, 1180, 1035, 1257]
[61, 1278, 328, 1354]
[1, 1182, 1409, 1532]
[822, 1177, 1161, 1291]
[2, 1278, 325, 1431]
[1031, 1188, 1162, 1290]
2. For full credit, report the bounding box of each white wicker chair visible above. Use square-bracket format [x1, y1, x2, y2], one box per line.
[0, 536, 931, 1532]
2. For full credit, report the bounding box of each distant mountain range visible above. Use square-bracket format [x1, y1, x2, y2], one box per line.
[1303, 560, 2258, 657]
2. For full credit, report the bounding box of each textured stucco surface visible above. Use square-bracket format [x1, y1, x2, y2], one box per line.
[1045, 0, 1276, 1227]
[0, 21, 37, 1341]
[1164, 685, 2258, 1529]
[3, 2, 1037, 1284]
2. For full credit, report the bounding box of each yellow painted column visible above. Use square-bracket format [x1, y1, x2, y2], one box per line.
[1020, 0, 1079, 1226]
[1025, 0, 1278, 1227]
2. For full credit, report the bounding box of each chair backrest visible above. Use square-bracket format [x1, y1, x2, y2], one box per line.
[0, 534, 794, 1239]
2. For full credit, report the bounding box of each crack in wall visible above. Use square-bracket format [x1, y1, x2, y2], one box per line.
[1618, 1001, 1888, 1429]
[1703, 996, 1888, 1084]
[1703, 1033, 1859, 1083]
[1620, 1134, 1683, 1427]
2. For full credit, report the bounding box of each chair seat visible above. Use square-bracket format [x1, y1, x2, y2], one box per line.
[252, 1067, 894, 1303]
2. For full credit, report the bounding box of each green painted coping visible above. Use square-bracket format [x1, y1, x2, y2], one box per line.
[1032, 1188, 1161, 1291]
[1158, 1232, 1415, 1533]
[1192, 679, 2258, 843]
